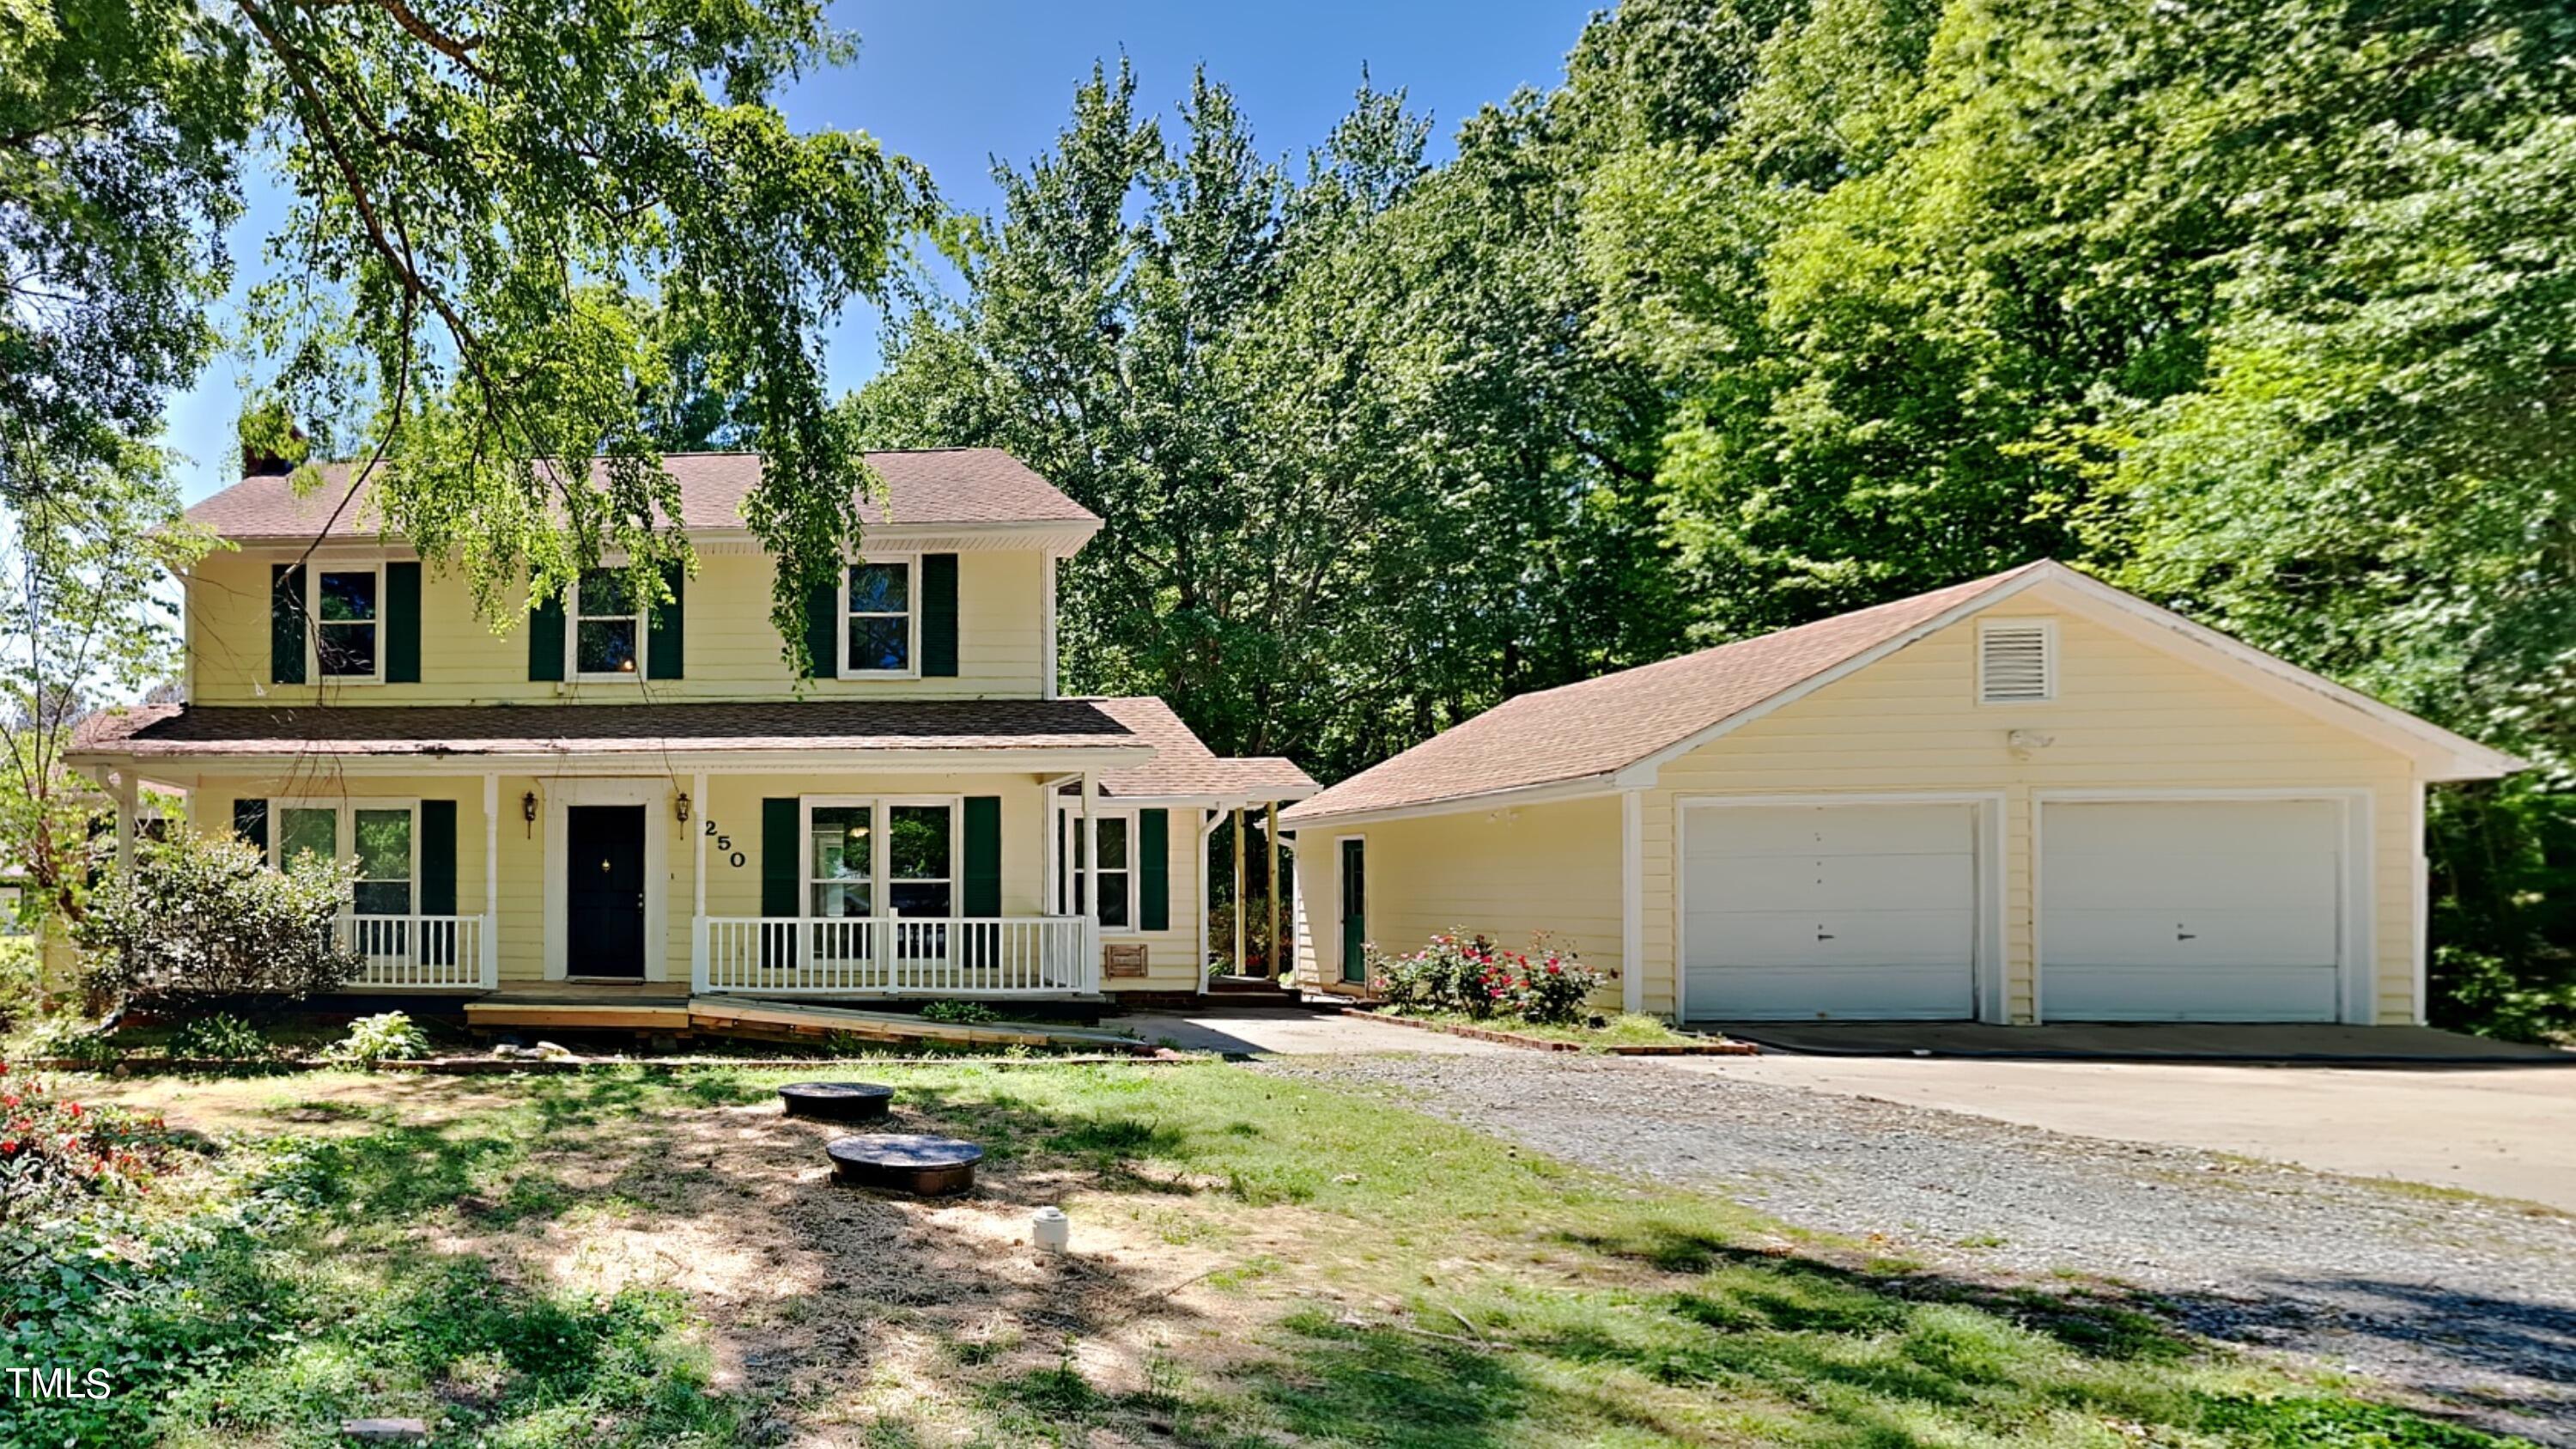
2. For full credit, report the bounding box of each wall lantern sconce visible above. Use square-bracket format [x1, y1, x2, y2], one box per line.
[521, 790, 539, 837]
[675, 792, 692, 825]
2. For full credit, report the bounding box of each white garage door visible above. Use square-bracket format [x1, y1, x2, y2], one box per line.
[1683, 804, 1978, 1020]
[2040, 801, 2343, 1022]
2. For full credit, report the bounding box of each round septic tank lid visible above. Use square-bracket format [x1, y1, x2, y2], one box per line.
[778, 1081, 896, 1121]
[826, 1134, 983, 1196]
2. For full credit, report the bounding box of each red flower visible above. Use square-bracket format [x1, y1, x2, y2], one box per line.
[0, 1140, 16, 1154]
[64, 1102, 81, 1117]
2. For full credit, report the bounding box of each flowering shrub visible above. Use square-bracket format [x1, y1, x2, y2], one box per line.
[0, 1062, 170, 1222]
[1369, 930, 1608, 1025]
[1370, 932, 1495, 1014]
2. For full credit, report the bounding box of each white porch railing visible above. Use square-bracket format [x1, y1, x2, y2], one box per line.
[695, 916, 1099, 996]
[337, 913, 494, 989]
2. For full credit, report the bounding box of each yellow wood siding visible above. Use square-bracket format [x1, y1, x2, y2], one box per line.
[165, 768, 1198, 992]
[185, 546, 1049, 704]
[1288, 796, 1626, 1008]
[1297, 579, 2425, 1024]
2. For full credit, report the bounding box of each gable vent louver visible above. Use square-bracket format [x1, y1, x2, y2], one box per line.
[1978, 623, 2053, 703]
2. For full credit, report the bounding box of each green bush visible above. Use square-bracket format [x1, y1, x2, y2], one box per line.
[323, 1011, 434, 1067]
[0, 937, 40, 1034]
[166, 1012, 276, 1062]
[76, 831, 361, 1015]
[921, 999, 999, 1025]
[17, 1014, 121, 1066]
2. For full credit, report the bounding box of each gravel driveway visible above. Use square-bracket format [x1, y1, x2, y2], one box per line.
[1261, 1053, 2576, 1445]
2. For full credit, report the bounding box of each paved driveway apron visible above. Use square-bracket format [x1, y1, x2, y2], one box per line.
[1682, 1054, 2576, 1213]
[1261, 1053, 2576, 1445]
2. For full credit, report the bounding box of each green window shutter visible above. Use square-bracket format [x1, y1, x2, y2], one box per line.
[920, 552, 959, 677]
[385, 561, 422, 682]
[232, 798, 269, 855]
[419, 800, 458, 916]
[762, 798, 800, 916]
[527, 588, 566, 681]
[963, 795, 1002, 917]
[1139, 807, 1170, 931]
[647, 561, 685, 679]
[801, 573, 838, 679]
[270, 564, 307, 684]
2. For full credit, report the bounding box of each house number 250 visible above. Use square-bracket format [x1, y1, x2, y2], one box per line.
[702, 819, 747, 868]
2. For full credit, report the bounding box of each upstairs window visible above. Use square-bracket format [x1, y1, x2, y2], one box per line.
[573, 568, 642, 678]
[314, 569, 380, 678]
[1978, 619, 2056, 703]
[844, 561, 913, 674]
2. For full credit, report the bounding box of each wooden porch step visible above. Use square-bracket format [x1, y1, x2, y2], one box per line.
[465, 999, 696, 1032]
[1205, 974, 1296, 997]
[460, 987, 1147, 1053]
[686, 995, 1143, 1051]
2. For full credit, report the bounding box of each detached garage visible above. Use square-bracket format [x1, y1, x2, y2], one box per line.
[1285, 561, 2521, 1027]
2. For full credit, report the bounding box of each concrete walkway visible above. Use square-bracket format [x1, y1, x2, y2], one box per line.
[1672, 1052, 2576, 1211]
[1115, 1007, 1512, 1056]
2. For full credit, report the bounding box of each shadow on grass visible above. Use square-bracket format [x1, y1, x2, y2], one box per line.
[123, 1066, 2560, 1448]
[1560, 1221, 2193, 1364]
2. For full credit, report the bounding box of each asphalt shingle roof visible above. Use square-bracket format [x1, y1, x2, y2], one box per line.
[1280, 565, 2047, 825]
[74, 697, 1163, 760]
[185, 448, 1097, 540]
[1080, 697, 1317, 801]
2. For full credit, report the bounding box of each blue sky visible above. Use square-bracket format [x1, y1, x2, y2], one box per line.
[167, 0, 1597, 503]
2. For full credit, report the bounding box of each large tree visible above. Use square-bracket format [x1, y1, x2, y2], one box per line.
[0, 440, 209, 924]
[851, 64, 1682, 776]
[1572, 0, 2576, 1028]
[3, 0, 936, 661]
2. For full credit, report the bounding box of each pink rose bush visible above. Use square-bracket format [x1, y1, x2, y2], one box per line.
[1368, 931, 1607, 1025]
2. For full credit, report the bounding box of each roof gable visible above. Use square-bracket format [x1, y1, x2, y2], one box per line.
[185, 448, 1099, 542]
[1280, 562, 2519, 826]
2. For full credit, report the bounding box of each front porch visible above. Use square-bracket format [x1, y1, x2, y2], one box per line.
[331, 911, 1103, 997]
[77, 694, 1315, 1005]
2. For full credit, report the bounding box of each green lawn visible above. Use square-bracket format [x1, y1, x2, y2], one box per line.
[24, 1062, 2523, 1448]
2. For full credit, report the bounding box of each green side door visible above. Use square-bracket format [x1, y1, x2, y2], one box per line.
[1338, 837, 1367, 984]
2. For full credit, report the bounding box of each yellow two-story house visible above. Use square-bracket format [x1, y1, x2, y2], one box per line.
[71, 449, 1313, 1005]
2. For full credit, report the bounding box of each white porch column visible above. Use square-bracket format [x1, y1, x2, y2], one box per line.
[1621, 788, 1644, 1016]
[1231, 806, 1247, 976]
[1197, 807, 1219, 987]
[1080, 772, 1101, 990]
[690, 770, 710, 992]
[111, 770, 138, 877]
[482, 774, 501, 987]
